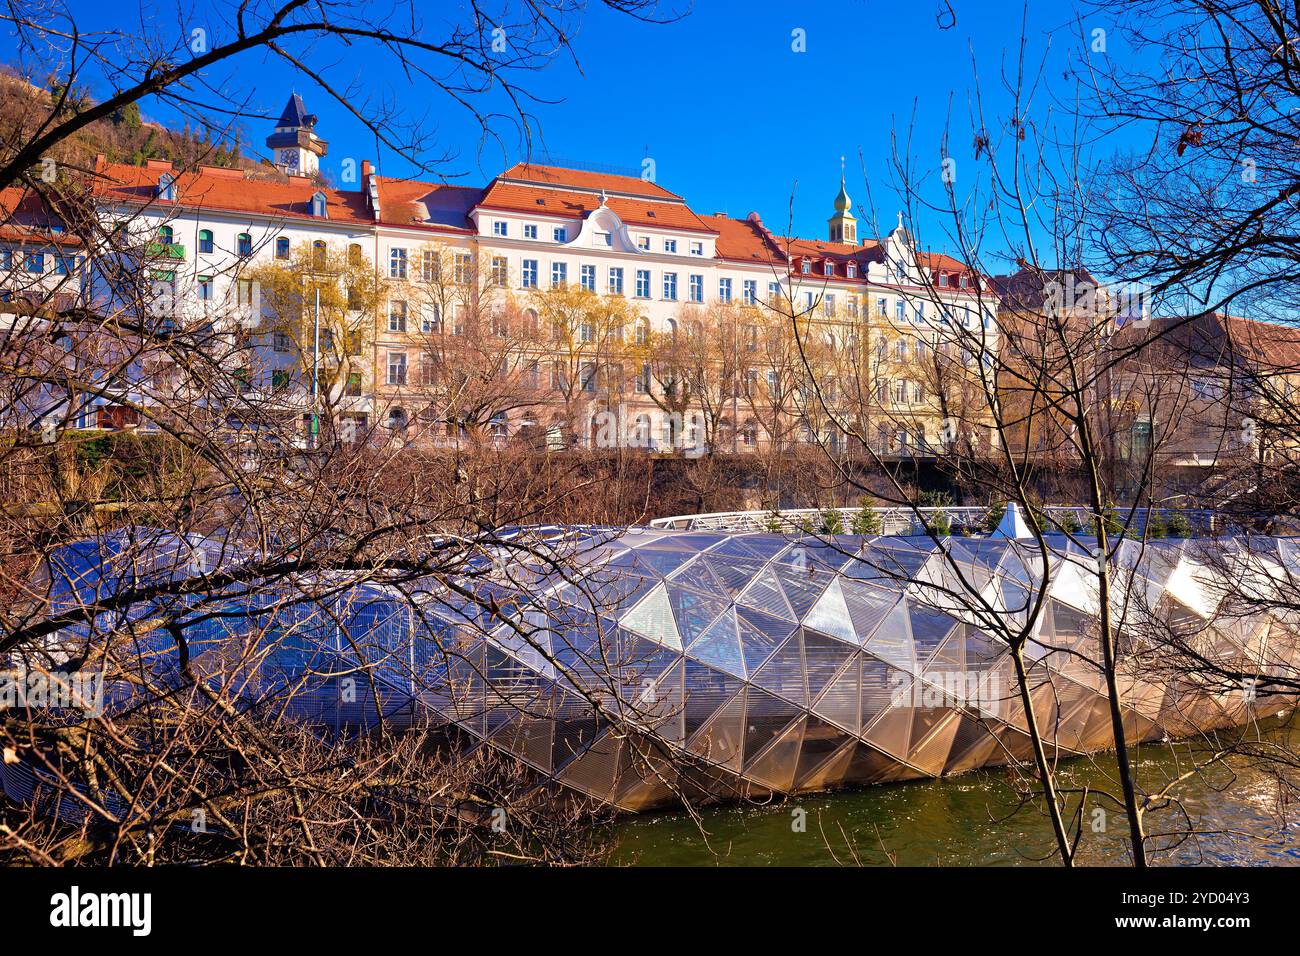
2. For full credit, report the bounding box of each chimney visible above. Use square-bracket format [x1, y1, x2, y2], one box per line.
[361, 160, 373, 180]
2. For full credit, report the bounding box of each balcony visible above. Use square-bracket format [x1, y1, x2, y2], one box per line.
[145, 242, 186, 260]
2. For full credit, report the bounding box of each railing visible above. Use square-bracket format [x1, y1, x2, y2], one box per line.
[649, 506, 1226, 536]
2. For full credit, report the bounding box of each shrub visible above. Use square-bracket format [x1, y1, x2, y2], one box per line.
[820, 508, 844, 535]
[851, 508, 882, 535]
[929, 511, 952, 537]
[1167, 512, 1192, 538]
[1145, 510, 1168, 539]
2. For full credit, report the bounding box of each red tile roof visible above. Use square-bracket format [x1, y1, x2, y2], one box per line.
[497, 163, 681, 201]
[92, 160, 373, 226]
[0, 186, 81, 246]
[372, 176, 480, 231]
[477, 179, 715, 233]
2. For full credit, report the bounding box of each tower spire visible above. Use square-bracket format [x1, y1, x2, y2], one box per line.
[828, 156, 857, 244]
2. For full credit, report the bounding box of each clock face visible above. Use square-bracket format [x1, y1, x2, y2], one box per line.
[282, 149, 299, 169]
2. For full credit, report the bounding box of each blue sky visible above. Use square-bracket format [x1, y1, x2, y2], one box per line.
[9, 0, 1117, 254]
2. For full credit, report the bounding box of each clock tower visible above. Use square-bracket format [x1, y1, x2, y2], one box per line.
[266, 92, 327, 176]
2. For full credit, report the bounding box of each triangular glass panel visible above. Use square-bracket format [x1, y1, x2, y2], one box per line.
[802, 629, 854, 700]
[862, 600, 917, 674]
[619, 583, 682, 650]
[751, 631, 807, 705]
[687, 607, 747, 679]
[737, 566, 795, 620]
[736, 608, 795, 675]
[803, 578, 858, 644]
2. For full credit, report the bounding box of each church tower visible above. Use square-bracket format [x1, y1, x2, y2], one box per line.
[827, 157, 857, 244]
[266, 93, 327, 176]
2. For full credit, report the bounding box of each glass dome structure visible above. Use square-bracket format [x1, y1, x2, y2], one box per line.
[23, 525, 1300, 812]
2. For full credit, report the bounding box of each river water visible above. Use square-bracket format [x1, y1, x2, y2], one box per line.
[610, 733, 1300, 866]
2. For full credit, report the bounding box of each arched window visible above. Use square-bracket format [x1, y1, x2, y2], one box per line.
[387, 407, 408, 433]
[524, 308, 539, 335]
[157, 225, 173, 244]
[157, 173, 176, 201]
[197, 229, 213, 254]
[237, 233, 253, 257]
[348, 243, 363, 265]
[275, 237, 290, 260]
[312, 240, 327, 265]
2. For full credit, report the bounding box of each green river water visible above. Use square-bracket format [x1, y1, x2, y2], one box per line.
[610, 733, 1300, 866]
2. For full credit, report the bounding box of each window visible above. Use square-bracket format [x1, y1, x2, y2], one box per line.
[388, 299, 408, 333]
[744, 325, 757, 352]
[25, 252, 43, 273]
[420, 353, 437, 386]
[938, 273, 949, 288]
[310, 192, 328, 218]
[199, 276, 214, 301]
[635, 318, 649, 346]
[389, 247, 408, 279]
[822, 293, 835, 317]
[608, 266, 624, 295]
[55, 253, 77, 276]
[595, 230, 612, 247]
[635, 363, 650, 394]
[553, 226, 568, 243]
[493, 221, 508, 237]
[847, 298, 859, 318]
[662, 272, 677, 301]
[580, 319, 594, 343]
[690, 241, 703, 256]
[387, 351, 408, 386]
[491, 256, 508, 286]
[421, 305, 441, 334]
[895, 301, 905, 322]
[895, 339, 908, 361]
[551, 261, 567, 287]
[272, 331, 291, 352]
[914, 303, 925, 324]
[800, 259, 811, 274]
[847, 262, 857, 279]
[689, 274, 704, 303]
[349, 243, 363, 265]
[893, 380, 907, 405]
[742, 280, 757, 305]
[637, 235, 651, 251]
[237, 279, 255, 306]
[275, 237, 290, 259]
[719, 278, 732, 304]
[312, 240, 327, 266]
[876, 297, 888, 318]
[521, 259, 538, 288]
[824, 262, 834, 277]
[420, 251, 440, 283]
[664, 239, 677, 253]
[454, 254, 471, 285]
[237, 233, 252, 257]
[198, 230, 213, 254]
[959, 274, 969, 289]
[523, 224, 538, 240]
[272, 370, 291, 392]
[580, 264, 597, 291]
[158, 225, 174, 244]
[768, 281, 782, 303]
[346, 372, 362, 397]
[635, 269, 651, 298]
[157, 173, 176, 201]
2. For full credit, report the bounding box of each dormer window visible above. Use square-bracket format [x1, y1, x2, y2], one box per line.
[823, 262, 834, 277]
[939, 273, 949, 288]
[847, 262, 857, 279]
[310, 191, 328, 218]
[157, 173, 176, 201]
[800, 259, 811, 274]
[959, 274, 969, 289]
